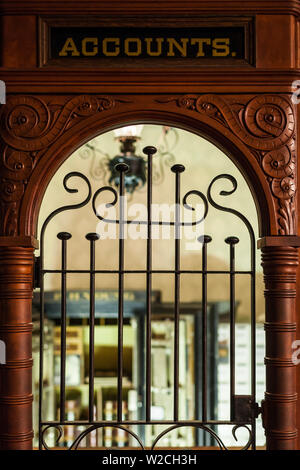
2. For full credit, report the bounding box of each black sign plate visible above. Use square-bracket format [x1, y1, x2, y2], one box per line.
[39, 17, 254, 67]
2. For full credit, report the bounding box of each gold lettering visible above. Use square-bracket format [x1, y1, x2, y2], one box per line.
[144, 38, 164, 56]
[190, 38, 211, 57]
[102, 38, 120, 56]
[124, 38, 142, 56]
[58, 37, 80, 56]
[82, 37, 98, 56]
[167, 38, 189, 57]
[212, 38, 230, 57]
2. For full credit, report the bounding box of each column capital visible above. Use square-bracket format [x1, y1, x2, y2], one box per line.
[258, 236, 300, 249]
[0, 236, 39, 249]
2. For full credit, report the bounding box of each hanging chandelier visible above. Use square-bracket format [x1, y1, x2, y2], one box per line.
[108, 125, 145, 193]
[79, 125, 178, 194]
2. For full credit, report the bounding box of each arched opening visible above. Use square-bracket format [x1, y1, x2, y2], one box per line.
[33, 124, 265, 449]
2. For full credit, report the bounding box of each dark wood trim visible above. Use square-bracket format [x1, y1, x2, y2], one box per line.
[1, 70, 298, 94]
[258, 237, 300, 248]
[1, 0, 300, 16]
[0, 236, 39, 248]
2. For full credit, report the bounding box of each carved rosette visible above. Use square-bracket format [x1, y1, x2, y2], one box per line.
[0, 95, 117, 236]
[170, 93, 297, 235]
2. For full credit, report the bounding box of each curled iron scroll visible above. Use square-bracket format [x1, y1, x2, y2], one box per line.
[232, 424, 253, 451]
[92, 186, 208, 226]
[151, 423, 253, 451]
[40, 172, 92, 255]
[68, 424, 145, 450]
[41, 424, 63, 450]
[207, 174, 256, 247]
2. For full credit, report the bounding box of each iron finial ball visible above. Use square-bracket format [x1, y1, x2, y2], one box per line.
[198, 235, 212, 244]
[85, 233, 100, 241]
[57, 232, 72, 240]
[171, 164, 185, 173]
[143, 146, 157, 156]
[114, 162, 129, 173]
[225, 236, 239, 245]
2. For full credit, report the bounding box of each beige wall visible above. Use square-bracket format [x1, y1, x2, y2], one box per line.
[38, 125, 264, 322]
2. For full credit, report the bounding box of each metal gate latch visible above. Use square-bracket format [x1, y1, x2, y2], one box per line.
[234, 396, 262, 422]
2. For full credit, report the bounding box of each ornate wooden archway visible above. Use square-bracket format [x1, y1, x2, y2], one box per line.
[0, 0, 300, 452]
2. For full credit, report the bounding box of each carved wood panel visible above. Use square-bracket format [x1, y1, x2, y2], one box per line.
[158, 93, 297, 236]
[0, 92, 297, 237]
[0, 94, 121, 236]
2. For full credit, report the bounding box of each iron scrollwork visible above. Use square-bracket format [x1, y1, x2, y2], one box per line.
[40, 172, 92, 252]
[151, 423, 253, 451]
[41, 424, 63, 451]
[40, 423, 253, 451]
[92, 186, 208, 226]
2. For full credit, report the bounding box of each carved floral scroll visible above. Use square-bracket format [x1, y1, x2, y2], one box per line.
[0, 95, 118, 236]
[161, 93, 296, 235]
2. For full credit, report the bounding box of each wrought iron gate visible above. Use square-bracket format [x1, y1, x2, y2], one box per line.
[35, 145, 261, 450]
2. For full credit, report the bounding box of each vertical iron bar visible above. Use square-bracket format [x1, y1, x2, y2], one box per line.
[89, 242, 95, 423]
[115, 163, 128, 422]
[171, 164, 185, 421]
[57, 232, 72, 423]
[200, 235, 212, 421]
[194, 310, 201, 445]
[250, 237, 256, 450]
[38, 252, 44, 449]
[143, 146, 157, 422]
[225, 236, 239, 422]
[230, 242, 235, 422]
[86, 233, 100, 422]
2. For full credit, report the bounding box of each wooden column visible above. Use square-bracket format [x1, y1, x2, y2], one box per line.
[0, 237, 38, 450]
[258, 236, 300, 450]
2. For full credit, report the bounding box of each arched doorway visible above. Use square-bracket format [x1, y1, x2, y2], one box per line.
[0, 95, 299, 451]
[34, 124, 263, 449]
